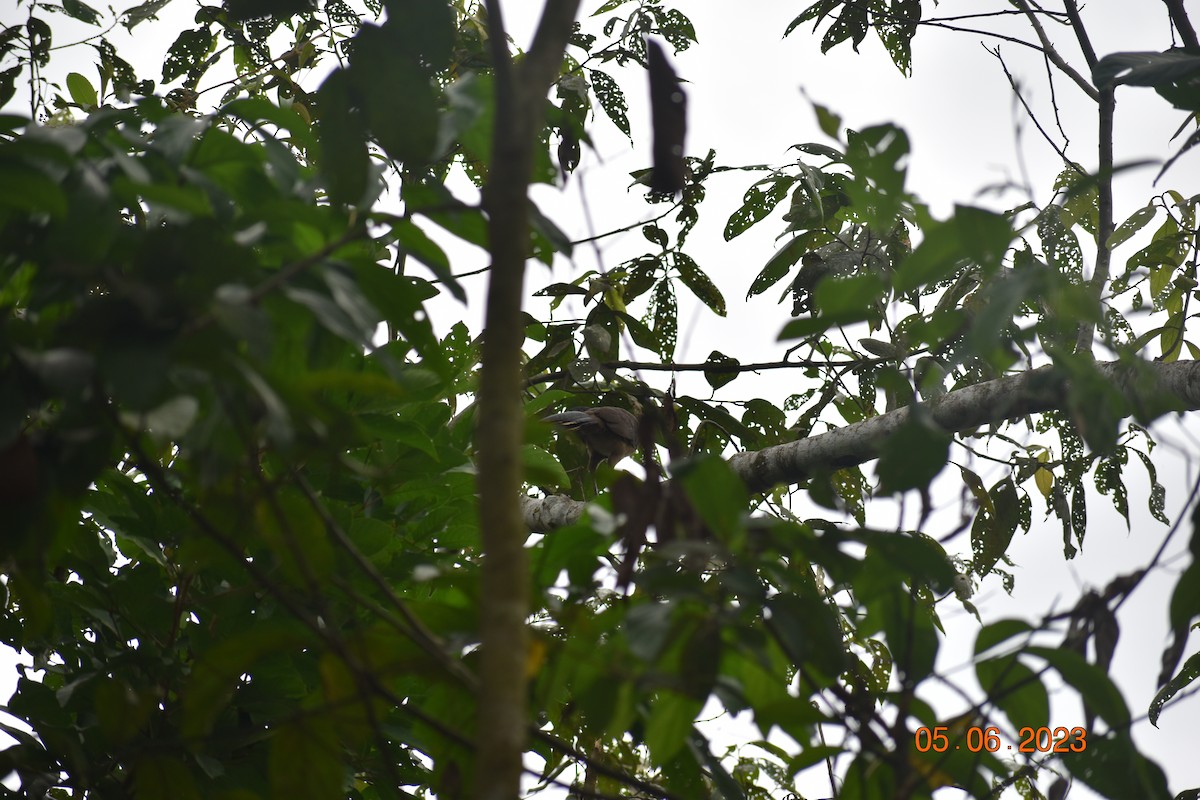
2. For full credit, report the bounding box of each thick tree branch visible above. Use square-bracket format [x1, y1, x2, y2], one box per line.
[523, 360, 1200, 530]
[1164, 0, 1200, 51]
[474, 1, 581, 799]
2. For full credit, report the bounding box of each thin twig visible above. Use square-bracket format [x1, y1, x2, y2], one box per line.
[987, 45, 1072, 165]
[1011, 0, 1099, 101]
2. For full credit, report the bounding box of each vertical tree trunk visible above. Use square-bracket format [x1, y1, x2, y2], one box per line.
[474, 3, 581, 798]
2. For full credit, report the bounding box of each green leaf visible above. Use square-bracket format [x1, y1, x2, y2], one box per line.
[977, 656, 1049, 731]
[15, 347, 96, 395]
[1149, 651, 1200, 727]
[822, 0, 868, 53]
[894, 206, 1013, 293]
[1025, 645, 1131, 729]
[222, 96, 315, 150]
[724, 176, 795, 240]
[590, 69, 630, 138]
[1093, 49, 1200, 90]
[316, 68, 369, 206]
[380, 0, 455, 74]
[861, 531, 957, 592]
[1107, 202, 1156, 249]
[0, 160, 68, 217]
[1067, 732, 1171, 800]
[522, 444, 570, 490]
[675, 455, 748, 540]
[971, 479, 1020, 576]
[63, 0, 101, 24]
[812, 100, 842, 138]
[133, 755, 201, 800]
[350, 24, 438, 164]
[1167, 560, 1200, 636]
[749, 235, 807, 298]
[269, 719, 344, 800]
[652, 279, 678, 358]
[674, 252, 725, 315]
[877, 411, 951, 494]
[624, 602, 674, 662]
[182, 623, 311, 738]
[703, 350, 740, 390]
[767, 591, 849, 680]
[66, 72, 97, 107]
[878, 589, 938, 683]
[644, 691, 702, 765]
[162, 27, 216, 86]
[973, 618, 1032, 658]
[813, 271, 885, 318]
[256, 489, 335, 586]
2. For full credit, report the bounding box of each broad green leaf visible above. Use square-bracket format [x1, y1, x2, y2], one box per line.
[350, 24, 438, 164]
[522, 443, 570, 490]
[877, 411, 951, 494]
[269, 719, 344, 800]
[381, 0, 455, 74]
[877, 589, 938, 683]
[976, 656, 1049, 731]
[1107, 202, 1156, 249]
[675, 455, 748, 540]
[256, 489, 334, 586]
[894, 206, 1013, 293]
[1025, 645, 1131, 729]
[674, 252, 725, 315]
[1093, 49, 1200, 89]
[652, 279, 678, 358]
[767, 591, 849, 679]
[724, 176, 796, 241]
[162, 27, 215, 86]
[973, 618, 1033, 658]
[812, 272, 885, 318]
[133, 755, 201, 800]
[63, 0, 101, 24]
[0, 160, 68, 216]
[1167, 560, 1200, 635]
[589, 69, 630, 138]
[703, 350, 739, 390]
[749, 235, 807, 299]
[971, 479, 1019, 576]
[644, 691, 702, 765]
[66, 72, 97, 107]
[316, 68, 369, 206]
[1067, 732, 1171, 800]
[1148, 651, 1200, 727]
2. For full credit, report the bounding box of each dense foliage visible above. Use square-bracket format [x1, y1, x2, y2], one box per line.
[0, 1, 1199, 798]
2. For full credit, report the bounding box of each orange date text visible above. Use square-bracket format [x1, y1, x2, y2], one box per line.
[914, 726, 1087, 754]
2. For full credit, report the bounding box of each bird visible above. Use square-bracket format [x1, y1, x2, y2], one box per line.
[543, 406, 639, 493]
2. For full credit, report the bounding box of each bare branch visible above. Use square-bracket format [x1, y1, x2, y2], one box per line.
[524, 360, 1200, 529]
[1012, 0, 1099, 100]
[1164, 0, 1200, 50]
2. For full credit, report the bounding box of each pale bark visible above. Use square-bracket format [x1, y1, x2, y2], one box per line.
[523, 360, 1200, 531]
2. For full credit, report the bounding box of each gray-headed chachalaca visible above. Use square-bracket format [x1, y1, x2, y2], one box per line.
[544, 406, 638, 493]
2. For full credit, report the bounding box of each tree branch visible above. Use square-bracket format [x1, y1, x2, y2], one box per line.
[523, 360, 1200, 530]
[1164, 0, 1200, 51]
[1012, 0, 1098, 101]
[1060, 1, 1115, 354]
[474, 1, 582, 798]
